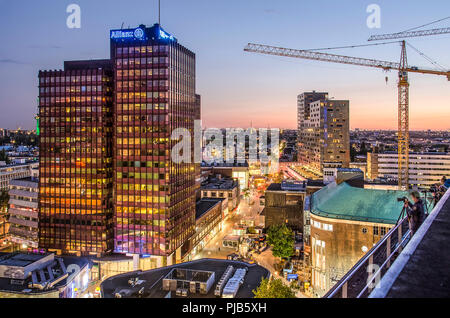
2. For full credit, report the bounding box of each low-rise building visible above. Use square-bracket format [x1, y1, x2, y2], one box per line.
[202, 162, 249, 190]
[8, 177, 39, 250]
[101, 259, 270, 298]
[201, 175, 240, 211]
[183, 198, 226, 261]
[0, 162, 38, 190]
[367, 152, 450, 187]
[349, 162, 367, 179]
[262, 180, 306, 231]
[0, 252, 90, 298]
[323, 167, 364, 187]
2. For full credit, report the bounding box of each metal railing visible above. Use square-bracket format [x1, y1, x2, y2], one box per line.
[324, 215, 411, 298]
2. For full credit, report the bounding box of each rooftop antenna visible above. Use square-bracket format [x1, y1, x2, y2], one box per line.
[121, 22, 124, 29]
[159, 0, 161, 25]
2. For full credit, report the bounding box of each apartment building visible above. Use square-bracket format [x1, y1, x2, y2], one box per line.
[8, 177, 39, 249]
[0, 162, 38, 190]
[367, 152, 450, 187]
[297, 92, 350, 173]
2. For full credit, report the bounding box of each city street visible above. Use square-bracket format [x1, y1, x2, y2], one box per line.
[252, 248, 307, 298]
[192, 184, 309, 298]
[195, 190, 263, 260]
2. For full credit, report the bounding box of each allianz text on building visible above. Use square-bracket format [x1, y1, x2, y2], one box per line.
[367, 152, 450, 187]
[307, 182, 408, 297]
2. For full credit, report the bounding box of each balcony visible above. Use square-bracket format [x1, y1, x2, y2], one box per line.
[9, 216, 38, 229]
[325, 188, 450, 298]
[9, 188, 38, 199]
[8, 198, 38, 210]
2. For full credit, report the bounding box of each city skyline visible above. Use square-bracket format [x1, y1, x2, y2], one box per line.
[1, 0, 450, 302]
[0, 0, 449, 131]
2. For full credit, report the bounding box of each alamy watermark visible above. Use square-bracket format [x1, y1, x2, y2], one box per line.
[367, 263, 381, 290]
[66, 4, 81, 29]
[171, 120, 280, 173]
[366, 4, 381, 29]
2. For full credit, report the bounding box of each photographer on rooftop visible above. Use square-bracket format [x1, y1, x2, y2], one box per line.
[403, 191, 425, 237]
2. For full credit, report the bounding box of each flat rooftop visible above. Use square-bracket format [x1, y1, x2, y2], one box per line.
[0, 253, 89, 294]
[201, 177, 238, 190]
[196, 198, 223, 219]
[101, 259, 270, 298]
[0, 253, 49, 267]
[306, 179, 326, 188]
[337, 168, 364, 173]
[201, 161, 249, 168]
[64, 59, 113, 71]
[9, 177, 38, 187]
[266, 181, 306, 192]
[370, 190, 450, 297]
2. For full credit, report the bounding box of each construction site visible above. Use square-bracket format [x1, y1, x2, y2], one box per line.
[244, 18, 450, 190]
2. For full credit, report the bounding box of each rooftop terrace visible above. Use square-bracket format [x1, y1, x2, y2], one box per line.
[370, 188, 450, 297]
[325, 188, 450, 298]
[101, 259, 269, 298]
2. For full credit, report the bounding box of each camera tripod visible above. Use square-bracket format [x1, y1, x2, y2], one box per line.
[396, 205, 408, 225]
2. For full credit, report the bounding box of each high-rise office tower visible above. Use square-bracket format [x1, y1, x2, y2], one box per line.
[111, 24, 197, 265]
[38, 24, 199, 263]
[297, 92, 350, 173]
[194, 94, 202, 200]
[38, 60, 114, 256]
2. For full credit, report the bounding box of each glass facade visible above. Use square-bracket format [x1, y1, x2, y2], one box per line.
[38, 61, 114, 255]
[111, 24, 197, 257]
[38, 24, 199, 258]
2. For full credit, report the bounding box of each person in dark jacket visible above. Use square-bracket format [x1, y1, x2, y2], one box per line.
[404, 191, 425, 236]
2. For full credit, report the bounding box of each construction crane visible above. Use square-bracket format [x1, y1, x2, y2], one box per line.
[244, 27, 450, 189]
[368, 27, 450, 41]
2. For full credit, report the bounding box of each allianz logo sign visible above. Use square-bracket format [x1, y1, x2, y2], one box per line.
[111, 28, 145, 40]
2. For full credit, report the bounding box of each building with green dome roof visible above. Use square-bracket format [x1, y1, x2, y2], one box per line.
[307, 182, 409, 297]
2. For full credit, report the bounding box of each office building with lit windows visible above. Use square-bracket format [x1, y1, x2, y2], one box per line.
[111, 24, 197, 266]
[38, 24, 198, 265]
[297, 92, 350, 174]
[38, 60, 114, 257]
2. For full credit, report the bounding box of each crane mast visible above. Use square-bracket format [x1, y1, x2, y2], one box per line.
[398, 41, 410, 189]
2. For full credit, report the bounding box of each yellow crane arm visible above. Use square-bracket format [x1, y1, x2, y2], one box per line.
[407, 67, 450, 79]
[244, 43, 450, 80]
[368, 27, 450, 41]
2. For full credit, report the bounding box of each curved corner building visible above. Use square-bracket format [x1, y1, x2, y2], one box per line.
[308, 182, 409, 297]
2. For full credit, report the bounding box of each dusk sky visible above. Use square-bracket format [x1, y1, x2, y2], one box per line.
[0, 0, 449, 130]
